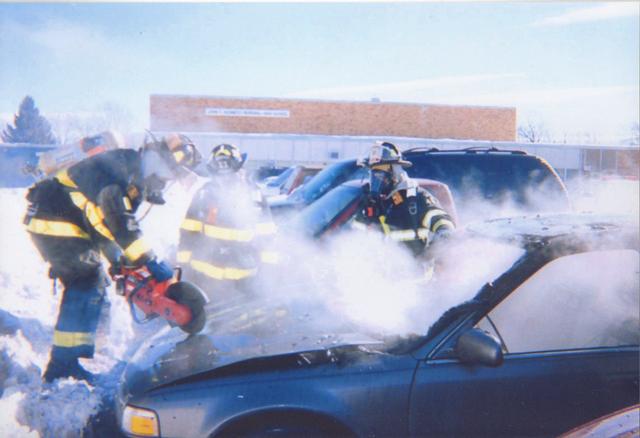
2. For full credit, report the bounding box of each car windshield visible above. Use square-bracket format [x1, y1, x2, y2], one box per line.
[267, 166, 295, 187]
[287, 183, 362, 237]
[292, 160, 366, 203]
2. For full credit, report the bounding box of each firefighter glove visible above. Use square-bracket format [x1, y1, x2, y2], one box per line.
[146, 258, 174, 282]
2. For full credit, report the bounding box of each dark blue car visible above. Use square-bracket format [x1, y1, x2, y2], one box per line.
[116, 212, 639, 437]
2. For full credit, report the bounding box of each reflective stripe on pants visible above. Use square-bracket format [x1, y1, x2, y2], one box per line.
[51, 285, 105, 360]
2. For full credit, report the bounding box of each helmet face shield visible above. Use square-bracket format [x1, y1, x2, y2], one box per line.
[369, 167, 393, 198]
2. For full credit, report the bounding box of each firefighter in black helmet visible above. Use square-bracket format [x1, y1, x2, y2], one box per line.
[177, 144, 278, 306]
[24, 132, 201, 384]
[354, 141, 455, 257]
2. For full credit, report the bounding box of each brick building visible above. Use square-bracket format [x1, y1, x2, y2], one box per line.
[150, 95, 516, 141]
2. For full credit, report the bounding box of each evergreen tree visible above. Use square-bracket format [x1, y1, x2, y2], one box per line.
[2, 96, 56, 144]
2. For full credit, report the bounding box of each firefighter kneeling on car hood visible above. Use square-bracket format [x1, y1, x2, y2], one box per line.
[24, 133, 201, 384]
[354, 141, 456, 260]
[177, 143, 279, 307]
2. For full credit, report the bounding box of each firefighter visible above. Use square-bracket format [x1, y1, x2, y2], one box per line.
[176, 143, 278, 307]
[24, 133, 202, 384]
[354, 141, 455, 257]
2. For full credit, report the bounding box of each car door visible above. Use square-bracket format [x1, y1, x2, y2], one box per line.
[409, 248, 639, 437]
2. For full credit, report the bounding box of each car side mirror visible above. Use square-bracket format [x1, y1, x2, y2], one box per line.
[455, 328, 504, 367]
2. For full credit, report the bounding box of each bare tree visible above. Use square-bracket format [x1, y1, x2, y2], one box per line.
[49, 102, 133, 144]
[517, 119, 550, 143]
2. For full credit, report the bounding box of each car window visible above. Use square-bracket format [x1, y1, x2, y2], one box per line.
[476, 249, 640, 353]
[268, 166, 294, 187]
[405, 154, 566, 207]
[299, 160, 364, 203]
[289, 184, 362, 236]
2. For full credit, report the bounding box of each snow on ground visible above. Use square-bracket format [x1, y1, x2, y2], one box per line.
[0, 176, 637, 436]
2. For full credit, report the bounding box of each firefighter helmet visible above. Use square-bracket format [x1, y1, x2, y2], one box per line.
[366, 141, 412, 169]
[141, 133, 202, 204]
[207, 143, 246, 174]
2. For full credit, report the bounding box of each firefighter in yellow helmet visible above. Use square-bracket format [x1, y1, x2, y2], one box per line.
[176, 144, 278, 306]
[354, 141, 455, 257]
[23, 133, 201, 383]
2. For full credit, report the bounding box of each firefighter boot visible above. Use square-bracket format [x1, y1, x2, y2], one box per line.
[43, 355, 96, 385]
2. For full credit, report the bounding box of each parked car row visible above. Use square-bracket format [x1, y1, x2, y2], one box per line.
[257, 164, 323, 198]
[264, 147, 571, 224]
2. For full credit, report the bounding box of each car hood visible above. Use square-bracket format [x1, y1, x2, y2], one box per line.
[120, 308, 384, 397]
[465, 212, 639, 244]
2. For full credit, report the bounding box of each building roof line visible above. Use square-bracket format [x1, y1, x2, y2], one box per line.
[150, 94, 516, 111]
[151, 131, 639, 151]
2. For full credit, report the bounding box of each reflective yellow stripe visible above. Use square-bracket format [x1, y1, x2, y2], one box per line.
[68, 190, 115, 240]
[69, 191, 88, 210]
[190, 259, 257, 280]
[432, 218, 455, 232]
[255, 222, 278, 235]
[173, 150, 185, 163]
[379, 215, 391, 235]
[176, 250, 192, 263]
[416, 228, 430, 240]
[124, 238, 151, 262]
[387, 228, 429, 242]
[388, 229, 418, 241]
[26, 218, 90, 239]
[85, 202, 115, 240]
[422, 209, 447, 229]
[53, 330, 94, 347]
[55, 169, 78, 188]
[204, 224, 254, 242]
[260, 251, 280, 264]
[122, 196, 132, 211]
[181, 218, 203, 232]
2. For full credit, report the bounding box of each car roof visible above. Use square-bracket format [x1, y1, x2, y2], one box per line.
[403, 146, 530, 156]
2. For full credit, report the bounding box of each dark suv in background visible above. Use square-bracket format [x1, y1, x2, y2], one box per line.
[269, 147, 570, 222]
[403, 147, 570, 222]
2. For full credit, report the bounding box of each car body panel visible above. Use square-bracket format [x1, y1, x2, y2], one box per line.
[129, 353, 417, 438]
[412, 348, 639, 436]
[287, 178, 458, 238]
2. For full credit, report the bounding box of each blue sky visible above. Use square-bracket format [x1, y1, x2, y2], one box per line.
[1, 2, 638, 144]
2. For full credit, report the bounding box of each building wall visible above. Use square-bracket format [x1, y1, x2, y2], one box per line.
[150, 95, 517, 141]
[156, 131, 639, 180]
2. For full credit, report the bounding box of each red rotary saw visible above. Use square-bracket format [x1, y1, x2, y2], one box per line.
[114, 265, 208, 334]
